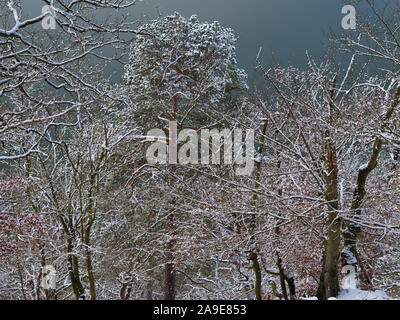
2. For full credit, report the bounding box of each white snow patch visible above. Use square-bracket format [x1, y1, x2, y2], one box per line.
[337, 288, 394, 300]
[301, 289, 396, 300]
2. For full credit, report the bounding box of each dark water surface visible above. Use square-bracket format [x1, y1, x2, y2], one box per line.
[18, 1, 368, 81]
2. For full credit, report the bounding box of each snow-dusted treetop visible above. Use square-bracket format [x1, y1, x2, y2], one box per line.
[124, 12, 248, 116]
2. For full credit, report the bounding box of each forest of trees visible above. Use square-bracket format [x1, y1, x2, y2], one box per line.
[1, 0, 400, 300]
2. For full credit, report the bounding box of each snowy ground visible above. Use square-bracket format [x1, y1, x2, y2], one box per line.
[303, 289, 395, 300]
[335, 289, 395, 300]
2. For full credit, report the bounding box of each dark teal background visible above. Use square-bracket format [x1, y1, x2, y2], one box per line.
[18, 0, 365, 81]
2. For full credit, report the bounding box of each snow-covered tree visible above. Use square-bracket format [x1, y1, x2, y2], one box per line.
[123, 12, 249, 300]
[124, 12, 248, 127]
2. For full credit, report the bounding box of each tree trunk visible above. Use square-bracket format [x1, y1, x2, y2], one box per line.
[164, 205, 176, 300]
[85, 226, 96, 300]
[67, 239, 85, 300]
[276, 252, 296, 300]
[322, 212, 341, 298]
[163, 198, 176, 300]
[277, 254, 288, 300]
[342, 139, 382, 281]
[146, 281, 154, 300]
[164, 261, 176, 300]
[341, 87, 400, 287]
[120, 283, 132, 300]
[318, 129, 341, 299]
[249, 251, 262, 300]
[247, 119, 268, 300]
